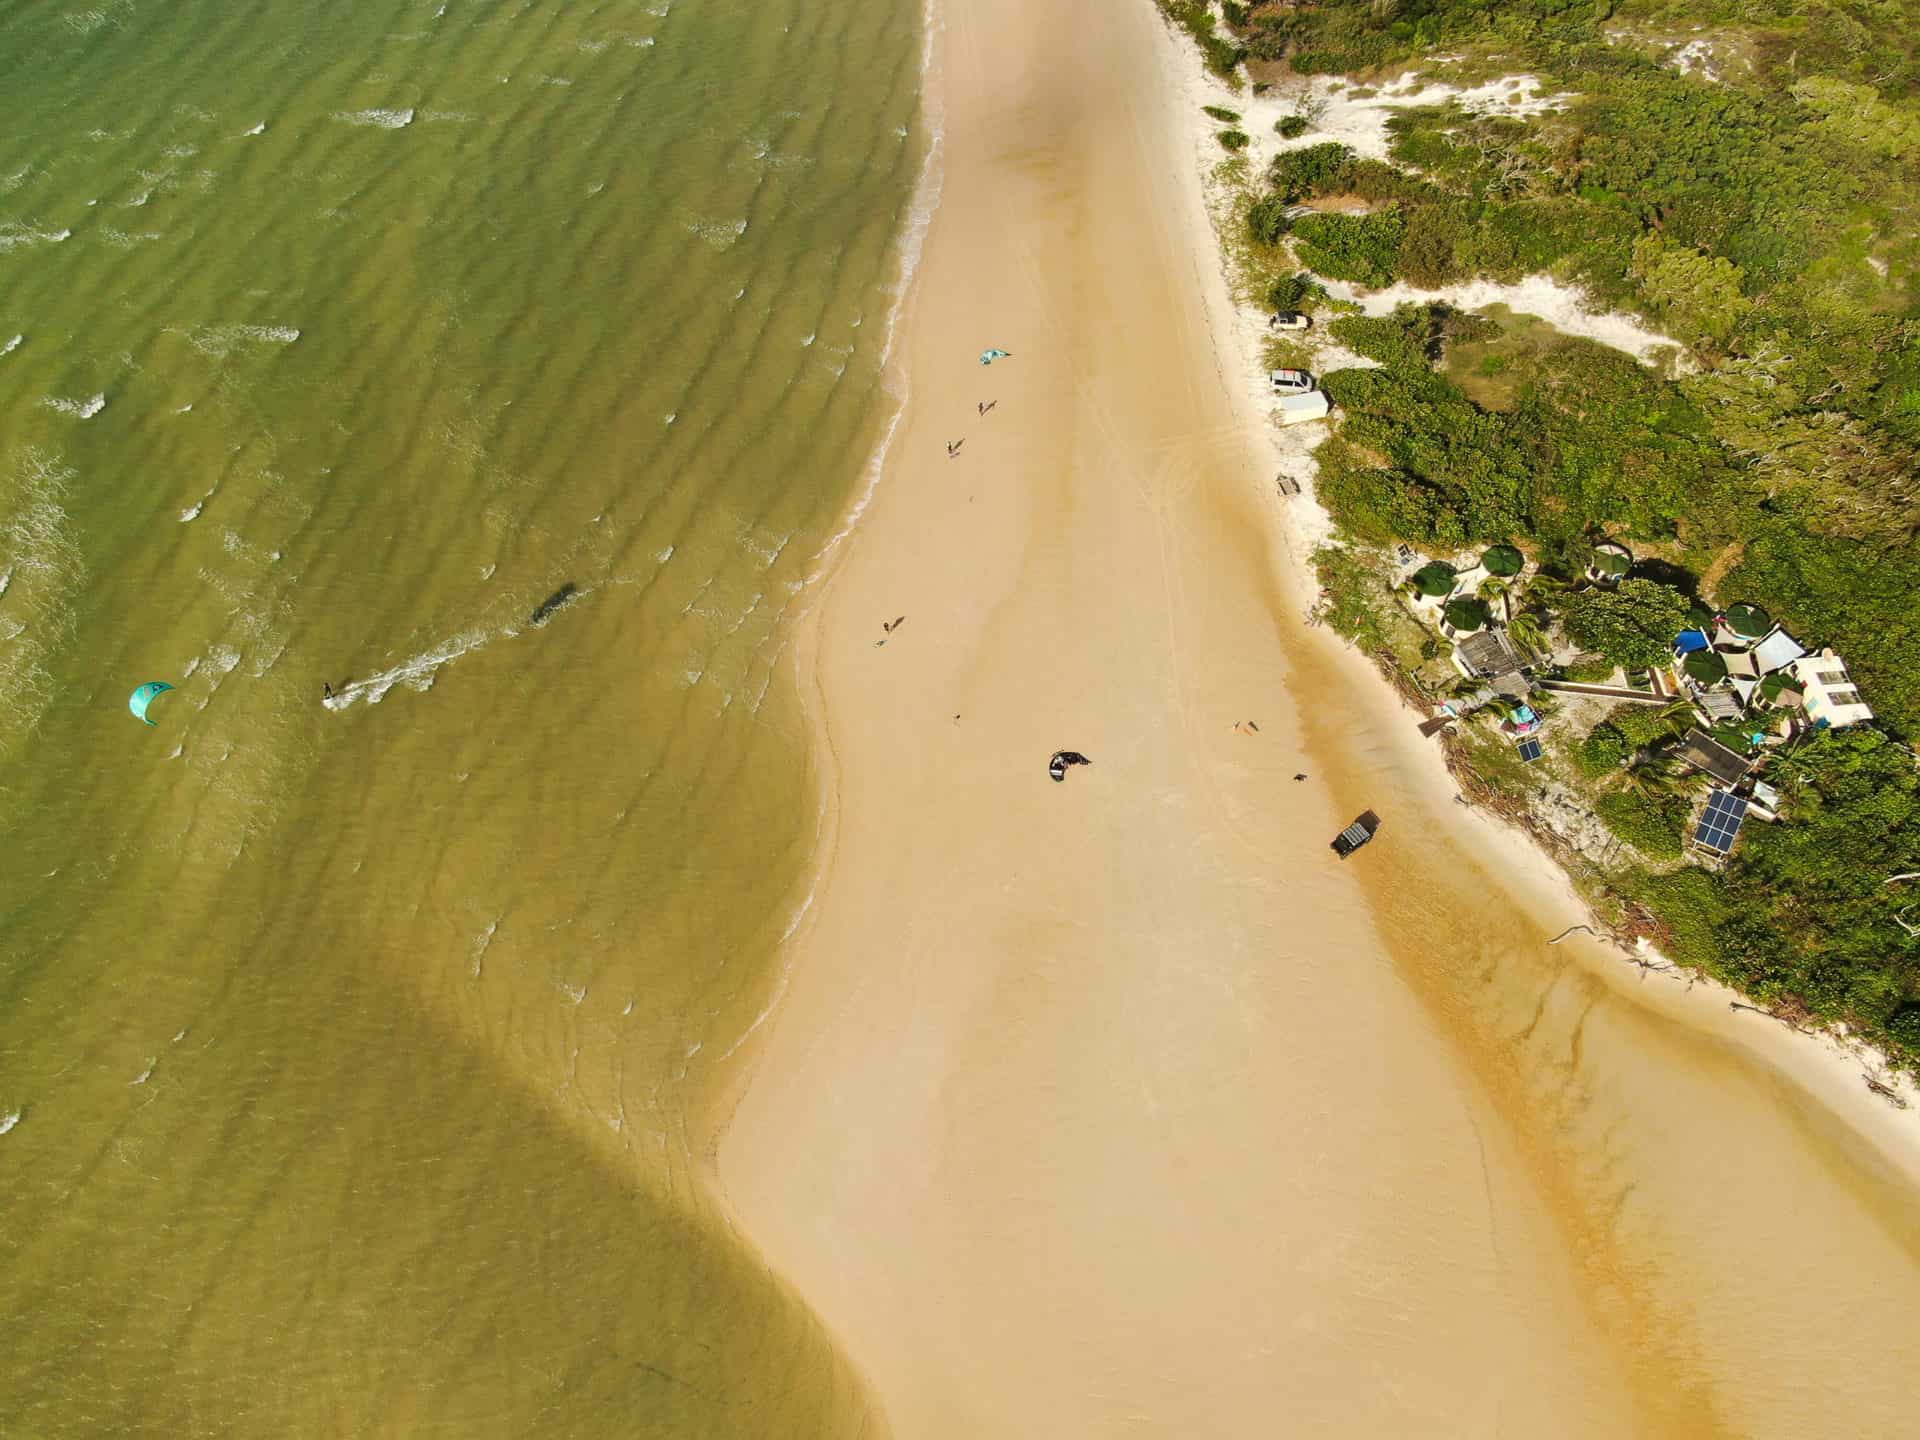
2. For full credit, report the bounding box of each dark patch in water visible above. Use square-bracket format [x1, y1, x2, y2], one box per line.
[530, 583, 578, 627]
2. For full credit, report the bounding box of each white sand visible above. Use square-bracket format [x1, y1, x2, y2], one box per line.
[716, 3, 1920, 1436]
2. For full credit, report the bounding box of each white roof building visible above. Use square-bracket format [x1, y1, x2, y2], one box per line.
[1787, 648, 1874, 730]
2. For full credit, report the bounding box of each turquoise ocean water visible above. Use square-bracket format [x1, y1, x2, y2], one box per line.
[0, 0, 923, 1431]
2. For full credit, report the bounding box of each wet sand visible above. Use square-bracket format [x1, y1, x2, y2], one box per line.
[716, 0, 1920, 1434]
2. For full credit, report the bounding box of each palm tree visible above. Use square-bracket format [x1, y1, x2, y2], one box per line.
[1507, 610, 1547, 658]
[1478, 575, 1511, 621]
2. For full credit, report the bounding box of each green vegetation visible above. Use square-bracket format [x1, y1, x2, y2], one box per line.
[1560, 579, 1691, 670]
[1154, 0, 1246, 80]
[1276, 114, 1310, 139]
[1217, 129, 1251, 151]
[1631, 730, 1920, 1037]
[1443, 597, 1490, 633]
[1597, 787, 1690, 860]
[1163, 0, 1920, 1064]
[1202, 105, 1242, 123]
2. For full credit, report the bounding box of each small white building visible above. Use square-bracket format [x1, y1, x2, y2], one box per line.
[1787, 647, 1874, 730]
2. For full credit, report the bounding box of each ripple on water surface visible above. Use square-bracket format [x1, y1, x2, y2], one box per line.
[0, 0, 927, 1430]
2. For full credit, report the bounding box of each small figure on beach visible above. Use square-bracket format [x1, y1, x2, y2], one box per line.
[947, 439, 964, 458]
[1233, 719, 1260, 736]
[1048, 750, 1092, 783]
[882, 615, 906, 634]
[977, 400, 997, 416]
[1294, 773, 1308, 781]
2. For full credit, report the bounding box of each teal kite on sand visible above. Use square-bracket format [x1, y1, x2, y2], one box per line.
[129, 682, 174, 725]
[979, 348, 1011, 365]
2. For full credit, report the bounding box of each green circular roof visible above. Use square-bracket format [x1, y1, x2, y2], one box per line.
[1724, 602, 1771, 638]
[1590, 546, 1631, 576]
[1444, 597, 1491, 633]
[1481, 544, 1524, 577]
[1684, 650, 1729, 684]
[1412, 561, 1457, 597]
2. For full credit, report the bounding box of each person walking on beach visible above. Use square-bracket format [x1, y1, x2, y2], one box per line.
[948, 439, 964, 458]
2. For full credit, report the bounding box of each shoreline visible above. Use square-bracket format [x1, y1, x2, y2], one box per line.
[713, 1, 1920, 1434]
[1154, 23, 1920, 1146]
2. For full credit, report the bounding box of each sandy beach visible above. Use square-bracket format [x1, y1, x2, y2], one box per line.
[716, 0, 1920, 1434]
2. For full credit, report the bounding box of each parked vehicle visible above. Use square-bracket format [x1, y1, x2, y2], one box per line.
[1330, 810, 1381, 858]
[1269, 367, 1314, 394]
[1277, 391, 1331, 424]
[1268, 311, 1311, 331]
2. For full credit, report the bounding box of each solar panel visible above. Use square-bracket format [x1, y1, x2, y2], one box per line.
[1517, 738, 1543, 763]
[1693, 788, 1749, 854]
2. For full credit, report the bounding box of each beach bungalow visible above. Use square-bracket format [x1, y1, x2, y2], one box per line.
[1586, 541, 1632, 585]
[1720, 602, 1772, 644]
[1452, 628, 1523, 682]
[1481, 544, 1525, 580]
[1756, 671, 1804, 714]
[1408, 560, 1459, 603]
[1787, 648, 1874, 730]
[1679, 728, 1753, 787]
[1440, 597, 1491, 639]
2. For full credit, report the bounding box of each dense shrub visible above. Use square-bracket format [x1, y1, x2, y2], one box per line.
[1217, 129, 1251, 151]
[1556, 579, 1692, 669]
[1292, 210, 1405, 286]
[1276, 114, 1310, 138]
[1596, 788, 1689, 859]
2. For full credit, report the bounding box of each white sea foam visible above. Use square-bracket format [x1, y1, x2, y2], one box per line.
[323, 626, 493, 710]
[656, 546, 674, 563]
[801, 332, 816, 347]
[43, 393, 106, 419]
[470, 918, 498, 978]
[798, 0, 944, 593]
[175, 323, 301, 357]
[1, 335, 21, 356]
[179, 499, 206, 522]
[0, 223, 72, 252]
[243, 122, 268, 136]
[687, 216, 747, 250]
[101, 228, 162, 248]
[337, 107, 416, 129]
[0, 1109, 19, 1136]
[129, 1058, 156, 1086]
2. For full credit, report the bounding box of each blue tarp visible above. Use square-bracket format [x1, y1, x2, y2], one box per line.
[1673, 629, 1711, 654]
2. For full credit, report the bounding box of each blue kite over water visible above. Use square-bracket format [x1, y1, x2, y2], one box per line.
[128, 682, 174, 726]
[979, 348, 1011, 365]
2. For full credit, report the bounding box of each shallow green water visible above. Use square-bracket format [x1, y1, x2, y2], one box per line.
[0, 0, 922, 1431]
